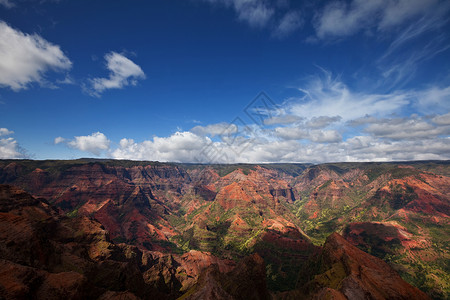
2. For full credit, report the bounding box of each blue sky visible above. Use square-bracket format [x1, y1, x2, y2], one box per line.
[0, 0, 449, 163]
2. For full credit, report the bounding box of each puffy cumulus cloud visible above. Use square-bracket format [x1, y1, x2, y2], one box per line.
[306, 115, 341, 129]
[190, 122, 238, 137]
[54, 136, 65, 144]
[0, 21, 72, 91]
[0, 128, 24, 159]
[264, 114, 302, 125]
[314, 0, 443, 39]
[309, 130, 342, 143]
[66, 114, 449, 163]
[272, 10, 303, 38]
[348, 115, 380, 127]
[0, 128, 14, 136]
[340, 136, 450, 162]
[363, 115, 450, 140]
[111, 132, 211, 162]
[274, 126, 341, 143]
[65, 132, 110, 156]
[0, 137, 22, 159]
[86, 52, 145, 97]
[274, 126, 309, 140]
[108, 130, 448, 163]
[433, 113, 450, 126]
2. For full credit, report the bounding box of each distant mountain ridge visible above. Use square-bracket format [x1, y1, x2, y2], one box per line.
[0, 159, 448, 299]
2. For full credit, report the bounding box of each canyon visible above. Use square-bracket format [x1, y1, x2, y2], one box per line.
[0, 159, 448, 299]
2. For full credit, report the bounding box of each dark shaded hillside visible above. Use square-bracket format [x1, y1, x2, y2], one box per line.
[0, 159, 448, 298]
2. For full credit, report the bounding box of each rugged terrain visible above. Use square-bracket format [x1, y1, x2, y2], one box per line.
[0, 159, 448, 299]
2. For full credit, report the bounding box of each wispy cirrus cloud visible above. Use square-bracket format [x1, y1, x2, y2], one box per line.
[0, 21, 72, 91]
[272, 10, 303, 38]
[377, 13, 450, 89]
[203, 0, 305, 37]
[0, 0, 14, 8]
[414, 86, 450, 115]
[85, 52, 146, 97]
[205, 0, 274, 28]
[311, 0, 450, 88]
[285, 70, 410, 121]
[313, 0, 444, 40]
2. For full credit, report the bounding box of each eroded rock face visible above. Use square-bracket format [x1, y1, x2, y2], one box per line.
[303, 233, 430, 300]
[0, 184, 244, 299]
[0, 184, 441, 300]
[181, 253, 270, 300]
[343, 222, 409, 256]
[0, 259, 89, 300]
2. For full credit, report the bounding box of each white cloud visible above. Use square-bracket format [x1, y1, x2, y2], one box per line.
[87, 52, 145, 97]
[364, 116, 450, 140]
[349, 115, 382, 126]
[190, 122, 238, 137]
[378, 0, 439, 30]
[264, 114, 302, 125]
[274, 126, 342, 143]
[314, 0, 443, 39]
[0, 128, 25, 159]
[54, 136, 65, 144]
[287, 71, 409, 121]
[206, 0, 312, 36]
[0, 21, 72, 91]
[414, 86, 450, 115]
[433, 113, 450, 126]
[0, 0, 14, 8]
[272, 10, 303, 38]
[111, 132, 210, 162]
[206, 0, 274, 28]
[0, 137, 23, 159]
[66, 132, 110, 155]
[309, 129, 342, 143]
[275, 126, 309, 140]
[107, 130, 449, 163]
[234, 0, 274, 28]
[338, 136, 450, 162]
[0, 128, 14, 136]
[306, 115, 341, 129]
